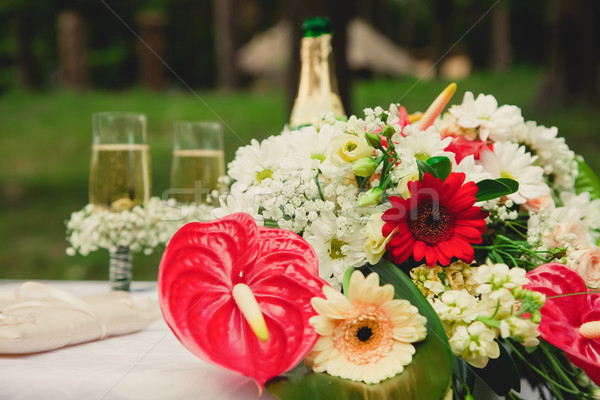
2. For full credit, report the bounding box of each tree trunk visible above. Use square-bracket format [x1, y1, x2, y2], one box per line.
[57, 10, 89, 90]
[137, 10, 167, 91]
[535, 0, 599, 111]
[489, 1, 512, 72]
[431, 0, 453, 78]
[213, 0, 239, 91]
[14, 11, 43, 89]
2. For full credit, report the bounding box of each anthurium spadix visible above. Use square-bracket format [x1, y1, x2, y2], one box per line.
[158, 213, 328, 388]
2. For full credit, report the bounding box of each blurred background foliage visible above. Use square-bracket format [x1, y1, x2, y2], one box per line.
[0, 0, 598, 281]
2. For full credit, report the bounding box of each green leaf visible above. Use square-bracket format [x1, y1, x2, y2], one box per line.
[426, 156, 451, 181]
[474, 340, 520, 396]
[475, 179, 519, 202]
[266, 259, 453, 400]
[416, 160, 438, 181]
[574, 157, 600, 200]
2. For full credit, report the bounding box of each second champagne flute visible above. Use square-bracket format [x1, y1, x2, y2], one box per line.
[170, 121, 225, 204]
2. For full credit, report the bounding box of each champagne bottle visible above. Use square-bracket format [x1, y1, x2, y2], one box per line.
[289, 17, 345, 129]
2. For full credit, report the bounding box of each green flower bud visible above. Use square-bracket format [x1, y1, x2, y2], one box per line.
[353, 157, 379, 177]
[364, 132, 381, 148]
[358, 187, 384, 207]
[531, 310, 542, 324]
[382, 125, 395, 139]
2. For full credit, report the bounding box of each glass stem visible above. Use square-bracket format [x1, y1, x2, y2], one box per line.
[109, 245, 132, 291]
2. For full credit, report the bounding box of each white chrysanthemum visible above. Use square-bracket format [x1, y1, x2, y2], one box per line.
[453, 155, 493, 184]
[227, 135, 292, 189]
[449, 321, 500, 368]
[479, 141, 549, 204]
[285, 124, 344, 173]
[394, 125, 455, 163]
[303, 212, 368, 285]
[448, 91, 524, 142]
[306, 271, 427, 384]
[507, 121, 577, 189]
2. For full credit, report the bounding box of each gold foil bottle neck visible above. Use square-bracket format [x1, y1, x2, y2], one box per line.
[290, 33, 345, 129]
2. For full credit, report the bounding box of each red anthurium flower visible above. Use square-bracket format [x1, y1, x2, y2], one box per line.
[382, 172, 488, 267]
[525, 263, 600, 385]
[158, 213, 328, 388]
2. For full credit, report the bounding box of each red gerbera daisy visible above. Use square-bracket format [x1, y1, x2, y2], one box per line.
[382, 172, 488, 267]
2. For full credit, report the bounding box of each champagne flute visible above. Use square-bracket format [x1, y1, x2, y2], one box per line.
[170, 121, 225, 204]
[90, 112, 151, 211]
[89, 112, 150, 291]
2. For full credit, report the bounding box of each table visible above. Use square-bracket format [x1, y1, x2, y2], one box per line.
[0, 280, 275, 400]
[0, 280, 545, 400]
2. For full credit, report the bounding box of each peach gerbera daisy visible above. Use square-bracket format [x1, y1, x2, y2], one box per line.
[305, 271, 427, 384]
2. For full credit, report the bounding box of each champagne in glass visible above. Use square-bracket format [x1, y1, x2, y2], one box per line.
[90, 112, 150, 211]
[89, 143, 150, 210]
[170, 121, 225, 204]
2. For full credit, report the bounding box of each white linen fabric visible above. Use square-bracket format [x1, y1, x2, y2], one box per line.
[0, 281, 159, 354]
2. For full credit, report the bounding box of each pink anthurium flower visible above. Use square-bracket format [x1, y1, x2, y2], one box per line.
[158, 213, 328, 388]
[525, 263, 600, 385]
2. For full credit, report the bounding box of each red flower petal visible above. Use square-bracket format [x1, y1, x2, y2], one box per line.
[525, 264, 600, 385]
[158, 213, 328, 388]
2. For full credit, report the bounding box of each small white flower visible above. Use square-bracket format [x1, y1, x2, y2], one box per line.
[479, 141, 549, 204]
[448, 92, 524, 142]
[473, 263, 529, 294]
[449, 321, 500, 368]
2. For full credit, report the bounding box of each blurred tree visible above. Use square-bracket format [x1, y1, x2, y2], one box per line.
[489, 0, 512, 71]
[285, 0, 355, 116]
[536, 0, 600, 110]
[213, 0, 240, 90]
[57, 10, 89, 90]
[136, 10, 167, 91]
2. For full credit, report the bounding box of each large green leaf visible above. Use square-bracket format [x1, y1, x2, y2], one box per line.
[266, 260, 454, 400]
[416, 160, 438, 181]
[574, 157, 600, 200]
[475, 178, 519, 202]
[427, 156, 451, 181]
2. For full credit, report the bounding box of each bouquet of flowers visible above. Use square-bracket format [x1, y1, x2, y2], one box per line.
[159, 84, 600, 399]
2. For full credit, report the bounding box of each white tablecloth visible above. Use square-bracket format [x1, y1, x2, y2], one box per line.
[0, 280, 545, 400]
[0, 280, 274, 400]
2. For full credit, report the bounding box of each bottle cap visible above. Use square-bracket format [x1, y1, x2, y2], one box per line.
[302, 17, 332, 37]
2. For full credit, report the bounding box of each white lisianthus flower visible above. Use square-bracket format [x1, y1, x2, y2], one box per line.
[479, 141, 549, 204]
[363, 212, 396, 265]
[328, 132, 374, 166]
[448, 91, 524, 142]
[449, 321, 500, 368]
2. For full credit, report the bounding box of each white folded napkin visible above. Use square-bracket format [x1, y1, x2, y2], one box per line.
[0, 282, 159, 354]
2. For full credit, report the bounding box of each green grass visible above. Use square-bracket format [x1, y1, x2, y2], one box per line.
[1, 67, 598, 281]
